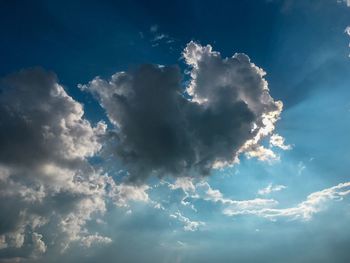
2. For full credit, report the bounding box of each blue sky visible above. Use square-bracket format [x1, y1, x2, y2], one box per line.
[0, 1, 350, 262]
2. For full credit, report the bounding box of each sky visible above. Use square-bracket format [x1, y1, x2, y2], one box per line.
[0, 0, 350, 262]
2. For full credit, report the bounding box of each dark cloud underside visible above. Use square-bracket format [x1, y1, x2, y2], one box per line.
[81, 42, 282, 181]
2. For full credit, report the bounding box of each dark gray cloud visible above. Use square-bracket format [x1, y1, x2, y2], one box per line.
[81, 42, 283, 182]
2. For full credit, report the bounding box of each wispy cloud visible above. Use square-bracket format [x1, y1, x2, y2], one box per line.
[147, 24, 177, 48]
[170, 212, 205, 231]
[224, 182, 350, 221]
[258, 183, 287, 195]
[270, 134, 292, 150]
[196, 181, 278, 210]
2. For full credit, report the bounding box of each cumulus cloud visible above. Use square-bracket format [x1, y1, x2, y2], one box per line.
[0, 68, 117, 260]
[81, 41, 284, 181]
[345, 27, 350, 35]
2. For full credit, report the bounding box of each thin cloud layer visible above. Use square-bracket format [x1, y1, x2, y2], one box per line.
[223, 182, 350, 220]
[81, 41, 284, 181]
[166, 178, 350, 222]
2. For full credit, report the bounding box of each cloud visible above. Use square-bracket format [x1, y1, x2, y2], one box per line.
[31, 232, 47, 255]
[81, 41, 283, 181]
[297, 161, 306, 175]
[169, 212, 205, 232]
[0, 68, 105, 169]
[345, 26, 350, 36]
[258, 183, 287, 195]
[345, 26, 350, 56]
[224, 182, 350, 220]
[174, 180, 350, 222]
[147, 24, 176, 47]
[168, 177, 196, 192]
[338, 0, 350, 7]
[269, 134, 292, 150]
[153, 33, 167, 41]
[195, 181, 278, 208]
[108, 180, 150, 207]
[0, 68, 130, 260]
[80, 234, 112, 248]
[0, 59, 284, 259]
[163, 177, 197, 212]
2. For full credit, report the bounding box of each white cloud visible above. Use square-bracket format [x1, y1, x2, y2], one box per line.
[270, 134, 292, 150]
[170, 212, 205, 232]
[243, 145, 280, 162]
[148, 24, 176, 47]
[181, 180, 350, 222]
[108, 179, 150, 207]
[168, 177, 196, 192]
[224, 182, 350, 221]
[258, 183, 287, 195]
[7, 228, 25, 249]
[345, 26, 350, 35]
[0, 235, 7, 250]
[31, 232, 47, 255]
[196, 181, 278, 209]
[165, 178, 198, 212]
[239, 102, 284, 162]
[345, 26, 350, 56]
[80, 234, 112, 248]
[153, 33, 167, 41]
